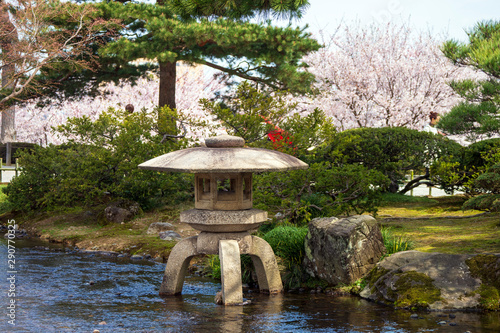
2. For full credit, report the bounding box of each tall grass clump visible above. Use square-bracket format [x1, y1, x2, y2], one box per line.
[381, 227, 415, 254]
[205, 255, 222, 280]
[204, 254, 254, 284]
[263, 225, 309, 289]
[263, 226, 308, 267]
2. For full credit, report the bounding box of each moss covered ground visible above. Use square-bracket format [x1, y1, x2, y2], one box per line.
[377, 195, 500, 254]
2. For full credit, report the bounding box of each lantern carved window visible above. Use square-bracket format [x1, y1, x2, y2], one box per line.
[195, 172, 252, 210]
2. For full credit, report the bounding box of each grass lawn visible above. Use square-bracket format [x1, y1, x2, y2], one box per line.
[378, 194, 500, 254]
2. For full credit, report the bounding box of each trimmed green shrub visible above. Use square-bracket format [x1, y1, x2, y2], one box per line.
[323, 127, 462, 193]
[463, 194, 500, 212]
[431, 138, 500, 195]
[462, 138, 500, 170]
[474, 163, 500, 193]
[462, 163, 500, 212]
[4, 107, 192, 211]
[254, 163, 390, 224]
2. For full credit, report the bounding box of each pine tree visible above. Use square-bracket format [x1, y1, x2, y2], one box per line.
[439, 20, 500, 142]
[439, 20, 500, 212]
[92, 0, 320, 134]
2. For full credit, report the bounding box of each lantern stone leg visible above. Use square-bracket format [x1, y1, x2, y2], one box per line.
[219, 240, 243, 305]
[248, 236, 283, 294]
[159, 237, 199, 296]
[158, 232, 283, 303]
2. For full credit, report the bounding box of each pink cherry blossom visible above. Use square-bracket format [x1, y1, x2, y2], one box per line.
[13, 64, 227, 145]
[295, 21, 481, 131]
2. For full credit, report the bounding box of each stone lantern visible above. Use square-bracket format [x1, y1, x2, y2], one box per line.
[138, 135, 308, 305]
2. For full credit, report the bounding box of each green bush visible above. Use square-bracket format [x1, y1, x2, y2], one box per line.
[0, 185, 12, 215]
[462, 163, 500, 212]
[463, 194, 500, 212]
[254, 163, 390, 224]
[431, 138, 500, 195]
[323, 127, 462, 194]
[462, 138, 500, 170]
[4, 107, 192, 211]
[474, 163, 500, 193]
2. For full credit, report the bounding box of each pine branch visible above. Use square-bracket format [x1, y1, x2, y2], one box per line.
[200, 60, 282, 90]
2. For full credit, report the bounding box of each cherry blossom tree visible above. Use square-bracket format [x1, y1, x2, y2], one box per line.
[0, 0, 111, 106]
[1, 0, 116, 163]
[296, 21, 478, 131]
[15, 63, 227, 145]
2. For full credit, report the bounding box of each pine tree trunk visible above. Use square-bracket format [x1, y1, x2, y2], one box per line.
[158, 61, 178, 135]
[159, 61, 176, 109]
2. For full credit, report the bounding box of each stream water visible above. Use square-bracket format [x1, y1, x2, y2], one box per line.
[1, 239, 500, 333]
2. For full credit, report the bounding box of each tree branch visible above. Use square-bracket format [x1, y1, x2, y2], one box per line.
[398, 170, 431, 194]
[199, 60, 282, 90]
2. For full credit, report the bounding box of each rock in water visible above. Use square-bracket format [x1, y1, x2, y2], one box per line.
[215, 291, 223, 305]
[360, 251, 500, 310]
[303, 215, 386, 285]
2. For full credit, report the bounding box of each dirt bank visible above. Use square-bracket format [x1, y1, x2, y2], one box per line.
[3, 205, 200, 261]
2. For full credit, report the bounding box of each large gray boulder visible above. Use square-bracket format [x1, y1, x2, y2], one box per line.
[360, 251, 500, 310]
[303, 215, 386, 285]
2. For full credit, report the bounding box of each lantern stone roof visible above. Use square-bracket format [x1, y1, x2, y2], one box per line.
[138, 135, 308, 173]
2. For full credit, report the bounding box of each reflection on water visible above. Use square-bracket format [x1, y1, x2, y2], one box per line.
[1, 239, 500, 332]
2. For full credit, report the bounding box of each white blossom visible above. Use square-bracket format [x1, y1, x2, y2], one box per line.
[14, 64, 227, 145]
[294, 21, 480, 131]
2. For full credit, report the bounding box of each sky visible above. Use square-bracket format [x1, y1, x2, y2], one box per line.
[296, 0, 500, 42]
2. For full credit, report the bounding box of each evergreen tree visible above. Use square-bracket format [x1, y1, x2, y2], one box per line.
[92, 0, 320, 133]
[439, 21, 500, 212]
[439, 20, 500, 142]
